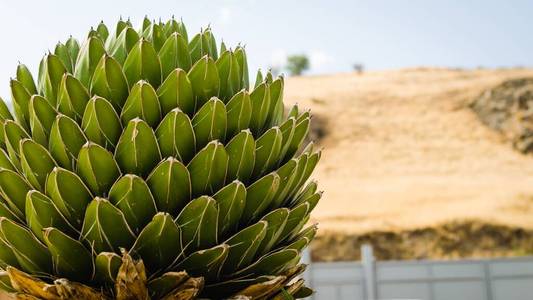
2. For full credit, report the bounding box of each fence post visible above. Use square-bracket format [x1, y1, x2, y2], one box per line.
[361, 244, 377, 300]
[302, 248, 313, 289]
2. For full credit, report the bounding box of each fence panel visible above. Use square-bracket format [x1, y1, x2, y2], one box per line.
[306, 246, 533, 300]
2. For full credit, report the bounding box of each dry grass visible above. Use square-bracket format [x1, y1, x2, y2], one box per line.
[284, 68, 533, 260]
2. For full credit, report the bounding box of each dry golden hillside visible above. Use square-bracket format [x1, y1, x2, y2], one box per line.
[284, 68, 533, 261]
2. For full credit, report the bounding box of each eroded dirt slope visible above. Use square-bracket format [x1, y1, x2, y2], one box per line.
[284, 68, 533, 260]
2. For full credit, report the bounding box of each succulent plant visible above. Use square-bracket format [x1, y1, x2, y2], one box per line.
[0, 17, 321, 300]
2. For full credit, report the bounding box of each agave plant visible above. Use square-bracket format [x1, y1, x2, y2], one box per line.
[0, 17, 321, 300]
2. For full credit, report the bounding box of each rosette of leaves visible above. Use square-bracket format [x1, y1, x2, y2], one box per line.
[0, 17, 321, 300]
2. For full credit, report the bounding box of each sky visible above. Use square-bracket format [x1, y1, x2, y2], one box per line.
[0, 0, 532, 100]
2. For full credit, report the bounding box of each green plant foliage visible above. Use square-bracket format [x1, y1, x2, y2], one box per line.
[0, 17, 321, 300]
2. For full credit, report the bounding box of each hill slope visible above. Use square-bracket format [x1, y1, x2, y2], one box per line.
[284, 68, 533, 260]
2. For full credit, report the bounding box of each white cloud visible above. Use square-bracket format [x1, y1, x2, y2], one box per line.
[269, 49, 287, 69]
[310, 50, 335, 70]
[218, 7, 232, 25]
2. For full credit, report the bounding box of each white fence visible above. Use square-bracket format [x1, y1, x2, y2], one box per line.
[303, 245, 533, 300]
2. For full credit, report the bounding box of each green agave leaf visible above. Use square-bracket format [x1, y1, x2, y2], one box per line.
[282, 154, 308, 206]
[57, 74, 90, 122]
[46, 167, 93, 228]
[252, 127, 282, 178]
[254, 69, 264, 89]
[189, 33, 203, 63]
[81, 197, 136, 253]
[0, 148, 16, 172]
[225, 129, 255, 183]
[16, 64, 37, 95]
[142, 22, 166, 52]
[123, 38, 162, 88]
[0, 168, 32, 217]
[77, 142, 121, 196]
[25, 190, 75, 241]
[216, 50, 241, 101]
[90, 54, 129, 112]
[163, 18, 188, 42]
[234, 249, 299, 278]
[241, 172, 280, 225]
[290, 181, 318, 208]
[287, 105, 299, 119]
[192, 97, 227, 150]
[147, 271, 189, 300]
[225, 90, 252, 138]
[54, 42, 75, 73]
[0, 217, 52, 274]
[269, 159, 298, 209]
[219, 40, 227, 55]
[221, 221, 267, 275]
[299, 151, 321, 187]
[28, 95, 57, 146]
[289, 225, 317, 249]
[277, 203, 310, 245]
[88, 28, 102, 41]
[81, 96, 122, 149]
[10, 79, 32, 132]
[284, 114, 310, 161]
[115, 119, 161, 177]
[37, 54, 67, 106]
[159, 33, 192, 79]
[188, 55, 220, 110]
[94, 252, 121, 284]
[189, 28, 217, 62]
[212, 181, 246, 237]
[108, 174, 158, 233]
[187, 141, 228, 197]
[4, 120, 29, 170]
[257, 208, 290, 256]
[107, 26, 140, 64]
[175, 244, 228, 282]
[96, 21, 109, 42]
[114, 18, 131, 38]
[249, 82, 271, 135]
[0, 98, 13, 123]
[48, 114, 88, 170]
[0, 235, 19, 270]
[19, 139, 57, 191]
[65, 36, 81, 64]
[131, 212, 181, 273]
[234, 46, 250, 90]
[286, 150, 321, 202]
[175, 196, 218, 253]
[265, 70, 273, 84]
[203, 28, 218, 60]
[157, 68, 194, 116]
[43, 227, 94, 281]
[267, 77, 285, 127]
[0, 200, 22, 223]
[277, 117, 296, 164]
[146, 157, 191, 214]
[283, 237, 311, 253]
[155, 108, 195, 163]
[203, 275, 278, 299]
[74, 36, 107, 87]
[120, 80, 162, 127]
[0, 270, 16, 293]
[0, 122, 5, 150]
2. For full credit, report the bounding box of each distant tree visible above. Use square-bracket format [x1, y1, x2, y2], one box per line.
[286, 54, 309, 76]
[353, 63, 364, 74]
